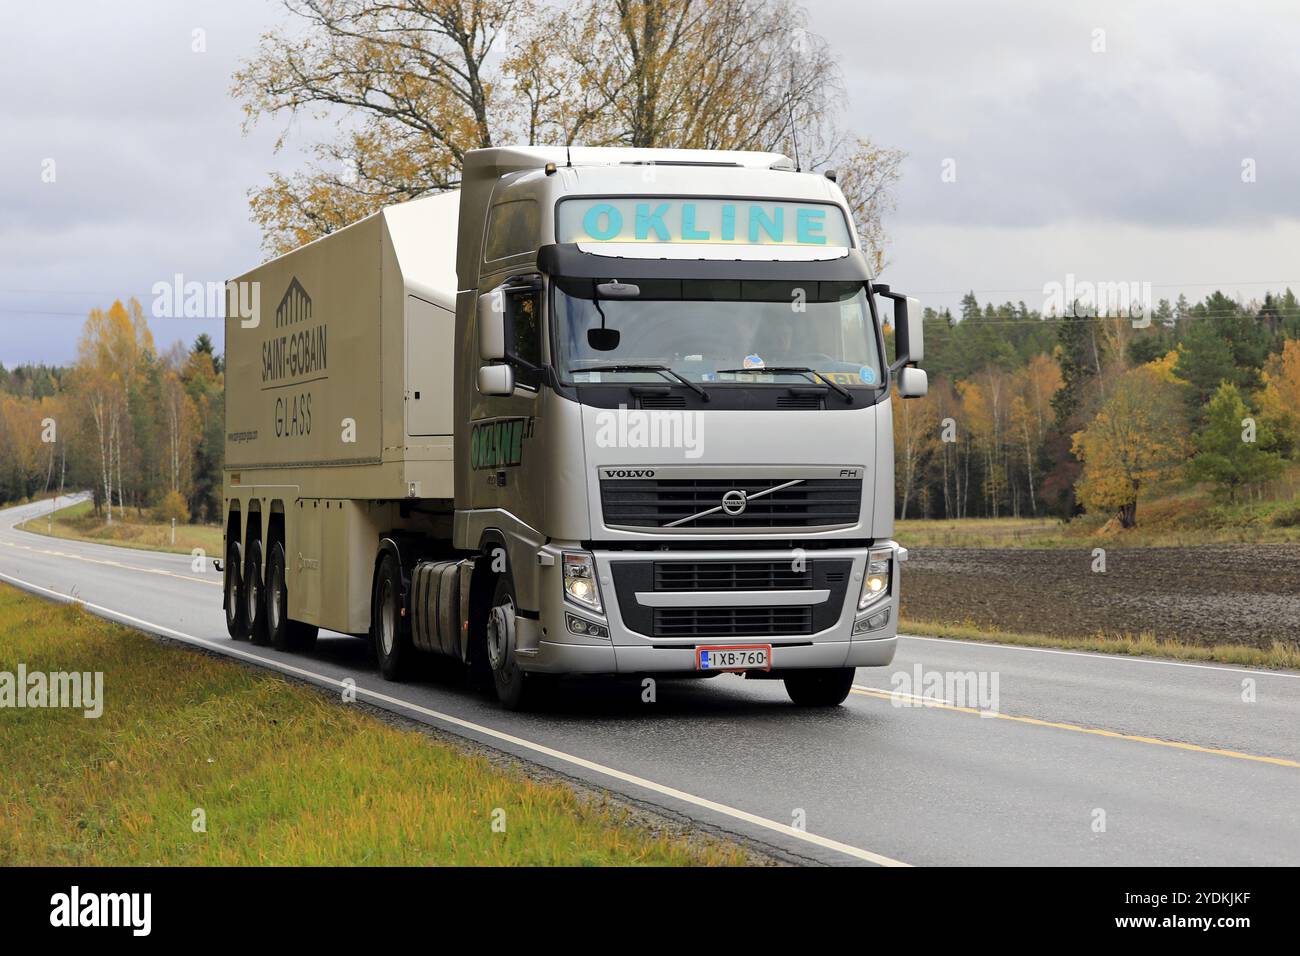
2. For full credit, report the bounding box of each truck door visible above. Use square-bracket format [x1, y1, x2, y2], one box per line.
[407, 295, 455, 436]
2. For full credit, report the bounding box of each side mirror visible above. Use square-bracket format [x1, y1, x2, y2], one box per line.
[876, 285, 924, 369]
[902, 296, 923, 365]
[477, 288, 506, 361]
[477, 363, 515, 396]
[897, 366, 928, 399]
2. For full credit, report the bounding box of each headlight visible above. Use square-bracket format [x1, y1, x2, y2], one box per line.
[562, 551, 603, 613]
[858, 547, 892, 610]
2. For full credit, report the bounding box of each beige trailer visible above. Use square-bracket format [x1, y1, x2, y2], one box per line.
[222, 193, 461, 639]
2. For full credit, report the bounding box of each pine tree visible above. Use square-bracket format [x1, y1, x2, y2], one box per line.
[1187, 383, 1283, 502]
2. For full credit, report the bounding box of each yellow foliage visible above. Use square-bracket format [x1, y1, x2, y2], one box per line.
[1258, 338, 1300, 449]
[1072, 365, 1189, 523]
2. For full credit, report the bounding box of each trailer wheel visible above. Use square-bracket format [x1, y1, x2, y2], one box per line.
[224, 540, 247, 640]
[373, 553, 413, 681]
[485, 574, 540, 711]
[267, 540, 317, 652]
[783, 668, 855, 707]
[244, 538, 270, 646]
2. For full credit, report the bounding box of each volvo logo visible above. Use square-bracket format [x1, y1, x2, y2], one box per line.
[721, 489, 748, 516]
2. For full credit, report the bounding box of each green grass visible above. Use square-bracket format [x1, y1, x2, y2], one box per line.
[901, 616, 1300, 670]
[0, 585, 752, 866]
[17, 498, 225, 556]
[895, 516, 1067, 548]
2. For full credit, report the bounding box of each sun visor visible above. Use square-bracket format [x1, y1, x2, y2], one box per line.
[538, 244, 872, 282]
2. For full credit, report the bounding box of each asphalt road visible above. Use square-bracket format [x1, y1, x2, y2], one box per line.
[2, 496, 1298, 866]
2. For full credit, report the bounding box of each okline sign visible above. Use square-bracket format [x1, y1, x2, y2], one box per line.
[557, 197, 853, 247]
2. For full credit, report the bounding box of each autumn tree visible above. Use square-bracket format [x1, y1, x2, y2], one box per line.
[1009, 353, 1062, 514]
[75, 298, 155, 523]
[959, 368, 1011, 517]
[234, 0, 903, 264]
[1071, 362, 1188, 528]
[892, 388, 939, 519]
[1257, 337, 1300, 455]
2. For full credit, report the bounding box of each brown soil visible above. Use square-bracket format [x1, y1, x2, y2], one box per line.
[900, 545, 1300, 649]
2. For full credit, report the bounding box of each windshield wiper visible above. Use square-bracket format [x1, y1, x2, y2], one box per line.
[715, 365, 853, 402]
[571, 363, 709, 401]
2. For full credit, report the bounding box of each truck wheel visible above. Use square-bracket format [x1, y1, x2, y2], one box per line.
[244, 538, 270, 646]
[224, 540, 247, 640]
[484, 574, 539, 711]
[784, 668, 856, 707]
[373, 553, 413, 681]
[267, 540, 318, 651]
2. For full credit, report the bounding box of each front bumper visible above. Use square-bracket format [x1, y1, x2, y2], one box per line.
[521, 542, 902, 675]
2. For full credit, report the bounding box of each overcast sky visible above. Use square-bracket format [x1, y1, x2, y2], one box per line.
[2, 0, 1298, 365]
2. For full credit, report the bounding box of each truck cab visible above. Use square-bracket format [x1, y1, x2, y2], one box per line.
[453, 147, 927, 706]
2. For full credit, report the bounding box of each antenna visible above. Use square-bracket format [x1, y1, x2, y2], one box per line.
[566, 143, 572, 168]
[786, 90, 802, 173]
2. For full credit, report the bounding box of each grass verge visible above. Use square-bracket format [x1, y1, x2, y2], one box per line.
[16, 498, 224, 556]
[901, 617, 1300, 670]
[0, 584, 753, 865]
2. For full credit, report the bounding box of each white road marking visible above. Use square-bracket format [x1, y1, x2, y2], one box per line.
[854, 684, 954, 706]
[0, 537, 218, 587]
[0, 568, 910, 868]
[898, 632, 1300, 680]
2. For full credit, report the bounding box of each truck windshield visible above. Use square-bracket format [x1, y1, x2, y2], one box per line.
[552, 278, 883, 388]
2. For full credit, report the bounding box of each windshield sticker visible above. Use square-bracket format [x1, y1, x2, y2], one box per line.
[743, 354, 765, 369]
[859, 365, 877, 384]
[558, 198, 853, 247]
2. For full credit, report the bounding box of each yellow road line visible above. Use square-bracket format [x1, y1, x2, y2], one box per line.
[850, 687, 1300, 769]
[0, 538, 219, 587]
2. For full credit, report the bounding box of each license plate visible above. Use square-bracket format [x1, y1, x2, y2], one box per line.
[696, 644, 772, 671]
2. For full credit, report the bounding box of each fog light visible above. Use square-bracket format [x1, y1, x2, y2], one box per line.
[566, 612, 609, 639]
[853, 607, 891, 634]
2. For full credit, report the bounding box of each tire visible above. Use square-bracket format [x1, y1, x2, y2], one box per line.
[244, 538, 270, 646]
[373, 553, 413, 681]
[484, 573, 540, 711]
[267, 540, 318, 652]
[784, 667, 855, 707]
[224, 540, 247, 640]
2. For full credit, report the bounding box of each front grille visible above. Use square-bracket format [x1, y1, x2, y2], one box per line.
[611, 558, 852, 638]
[652, 606, 813, 637]
[654, 560, 812, 591]
[601, 477, 861, 529]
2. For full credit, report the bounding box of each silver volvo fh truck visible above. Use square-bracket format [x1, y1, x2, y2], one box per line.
[222, 145, 927, 709]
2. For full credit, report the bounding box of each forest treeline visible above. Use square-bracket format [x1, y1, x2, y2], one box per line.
[0, 299, 224, 523]
[892, 289, 1300, 526]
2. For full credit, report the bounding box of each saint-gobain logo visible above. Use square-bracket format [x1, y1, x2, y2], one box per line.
[276, 277, 311, 327]
[601, 468, 656, 479]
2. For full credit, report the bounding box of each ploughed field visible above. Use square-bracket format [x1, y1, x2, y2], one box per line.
[900, 545, 1300, 649]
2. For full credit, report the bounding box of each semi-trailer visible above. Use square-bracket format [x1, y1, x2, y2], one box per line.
[222, 145, 927, 709]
